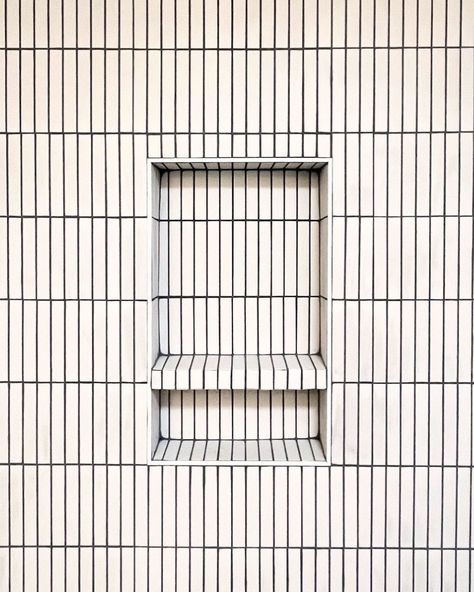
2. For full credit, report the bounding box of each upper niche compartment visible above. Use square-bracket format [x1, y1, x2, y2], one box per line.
[149, 159, 331, 394]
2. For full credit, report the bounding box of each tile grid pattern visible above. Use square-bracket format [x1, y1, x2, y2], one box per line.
[0, 0, 473, 590]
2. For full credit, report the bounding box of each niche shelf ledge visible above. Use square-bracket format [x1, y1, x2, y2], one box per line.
[153, 437, 326, 464]
[151, 353, 326, 391]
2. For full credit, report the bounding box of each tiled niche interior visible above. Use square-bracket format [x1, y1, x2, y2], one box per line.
[149, 159, 332, 465]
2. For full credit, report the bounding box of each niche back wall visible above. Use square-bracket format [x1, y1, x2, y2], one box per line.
[1, 1, 474, 590]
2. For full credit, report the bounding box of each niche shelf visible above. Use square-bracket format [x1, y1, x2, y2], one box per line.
[151, 353, 326, 391]
[154, 438, 326, 463]
[148, 158, 332, 465]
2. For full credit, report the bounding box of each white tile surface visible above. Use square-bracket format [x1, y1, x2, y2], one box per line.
[1, 0, 472, 589]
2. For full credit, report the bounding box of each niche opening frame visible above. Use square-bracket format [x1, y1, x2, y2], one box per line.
[148, 158, 332, 466]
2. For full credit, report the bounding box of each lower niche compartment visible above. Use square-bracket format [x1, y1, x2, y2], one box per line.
[151, 388, 326, 465]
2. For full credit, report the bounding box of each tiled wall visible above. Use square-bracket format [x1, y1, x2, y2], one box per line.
[1, 0, 474, 590]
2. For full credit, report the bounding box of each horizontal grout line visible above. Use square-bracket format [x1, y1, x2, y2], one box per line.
[0, 130, 472, 136]
[0, 214, 147, 219]
[1, 213, 471, 220]
[333, 213, 474, 219]
[155, 437, 319, 441]
[153, 218, 324, 223]
[332, 297, 474, 302]
[2, 463, 473, 469]
[2, 545, 473, 551]
[152, 295, 323, 300]
[333, 381, 474, 385]
[0, 381, 148, 385]
[2, 45, 473, 50]
[6, 296, 472, 303]
[1, 380, 471, 386]
[158, 388, 318, 395]
[1, 298, 147, 302]
[164, 129, 472, 134]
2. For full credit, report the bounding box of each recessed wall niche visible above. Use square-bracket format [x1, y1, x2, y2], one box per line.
[148, 158, 332, 465]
